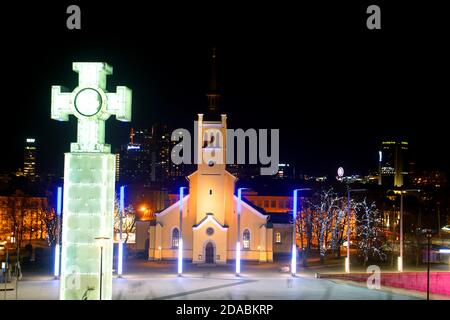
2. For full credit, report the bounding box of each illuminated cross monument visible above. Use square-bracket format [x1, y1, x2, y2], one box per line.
[51, 62, 132, 300]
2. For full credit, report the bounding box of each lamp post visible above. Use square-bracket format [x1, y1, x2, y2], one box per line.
[426, 231, 432, 300]
[15, 225, 19, 300]
[236, 188, 248, 276]
[346, 187, 367, 273]
[178, 187, 187, 276]
[118, 186, 125, 277]
[94, 236, 110, 300]
[398, 189, 421, 272]
[54, 186, 62, 279]
[292, 188, 311, 276]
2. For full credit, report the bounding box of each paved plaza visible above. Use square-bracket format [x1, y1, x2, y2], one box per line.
[1, 260, 432, 300]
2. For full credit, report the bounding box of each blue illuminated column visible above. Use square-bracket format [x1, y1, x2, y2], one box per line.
[118, 186, 125, 277]
[292, 188, 310, 276]
[178, 187, 187, 276]
[378, 151, 382, 186]
[292, 190, 299, 276]
[236, 188, 248, 276]
[54, 186, 62, 278]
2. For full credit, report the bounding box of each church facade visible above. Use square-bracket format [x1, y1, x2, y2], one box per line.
[148, 113, 274, 263]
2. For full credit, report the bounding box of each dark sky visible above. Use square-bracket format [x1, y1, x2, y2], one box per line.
[1, 1, 449, 177]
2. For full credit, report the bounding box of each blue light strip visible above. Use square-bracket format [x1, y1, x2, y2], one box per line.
[292, 189, 298, 276]
[57, 186, 62, 216]
[54, 244, 60, 278]
[118, 186, 125, 276]
[178, 187, 186, 275]
[119, 186, 125, 213]
[236, 188, 245, 275]
[54, 186, 62, 277]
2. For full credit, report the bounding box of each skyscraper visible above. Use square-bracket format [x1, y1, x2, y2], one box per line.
[23, 138, 37, 180]
[119, 128, 152, 184]
[119, 125, 186, 185]
[379, 140, 409, 187]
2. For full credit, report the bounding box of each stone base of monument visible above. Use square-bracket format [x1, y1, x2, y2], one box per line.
[60, 153, 115, 300]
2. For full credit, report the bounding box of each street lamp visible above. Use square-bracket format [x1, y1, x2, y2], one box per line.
[398, 189, 421, 272]
[426, 231, 432, 300]
[178, 187, 187, 276]
[346, 187, 367, 273]
[236, 188, 248, 276]
[118, 185, 125, 277]
[292, 188, 311, 277]
[94, 236, 110, 300]
[54, 186, 62, 279]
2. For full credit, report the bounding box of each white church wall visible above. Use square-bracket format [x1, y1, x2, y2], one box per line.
[192, 216, 228, 264]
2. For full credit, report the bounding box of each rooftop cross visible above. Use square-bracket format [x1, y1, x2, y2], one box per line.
[51, 62, 132, 153]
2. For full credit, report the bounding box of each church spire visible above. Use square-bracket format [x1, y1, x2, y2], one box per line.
[206, 47, 221, 117]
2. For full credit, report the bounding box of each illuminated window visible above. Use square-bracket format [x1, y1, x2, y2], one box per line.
[275, 232, 282, 243]
[243, 229, 250, 249]
[172, 228, 179, 248]
[271, 200, 276, 208]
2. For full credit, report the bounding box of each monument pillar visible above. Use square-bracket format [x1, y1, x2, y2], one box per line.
[51, 62, 132, 299]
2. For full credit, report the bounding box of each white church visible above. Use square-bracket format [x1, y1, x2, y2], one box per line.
[147, 50, 274, 264]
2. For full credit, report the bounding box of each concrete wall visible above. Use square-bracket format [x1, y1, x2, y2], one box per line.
[192, 216, 228, 264]
[272, 224, 293, 254]
[135, 221, 150, 251]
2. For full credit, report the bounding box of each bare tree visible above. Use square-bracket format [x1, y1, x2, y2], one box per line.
[356, 198, 386, 266]
[114, 196, 136, 244]
[297, 199, 314, 267]
[310, 188, 343, 263]
[42, 207, 59, 247]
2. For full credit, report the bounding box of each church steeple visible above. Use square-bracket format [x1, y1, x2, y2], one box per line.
[206, 47, 221, 118]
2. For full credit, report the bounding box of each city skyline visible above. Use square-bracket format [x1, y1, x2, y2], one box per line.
[1, 3, 449, 178]
[1, 1, 449, 304]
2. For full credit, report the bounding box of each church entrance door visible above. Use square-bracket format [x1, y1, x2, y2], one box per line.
[205, 242, 214, 263]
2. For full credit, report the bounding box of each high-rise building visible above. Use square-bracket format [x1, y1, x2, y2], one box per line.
[115, 153, 120, 182]
[119, 125, 187, 185]
[23, 138, 37, 180]
[275, 163, 295, 179]
[379, 140, 409, 187]
[148, 124, 171, 182]
[119, 128, 152, 184]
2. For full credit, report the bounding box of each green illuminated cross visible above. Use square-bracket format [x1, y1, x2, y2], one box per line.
[51, 62, 132, 153]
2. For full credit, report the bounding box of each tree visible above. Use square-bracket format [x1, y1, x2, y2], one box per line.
[356, 198, 386, 266]
[297, 188, 346, 264]
[307, 188, 344, 263]
[114, 195, 136, 244]
[297, 198, 314, 267]
[42, 207, 59, 247]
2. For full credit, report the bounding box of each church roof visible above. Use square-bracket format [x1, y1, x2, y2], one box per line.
[155, 194, 190, 217]
[240, 196, 266, 213]
[266, 212, 293, 225]
[235, 195, 268, 221]
[192, 213, 228, 231]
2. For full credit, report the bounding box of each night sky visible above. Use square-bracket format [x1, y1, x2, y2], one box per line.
[1, 1, 449, 177]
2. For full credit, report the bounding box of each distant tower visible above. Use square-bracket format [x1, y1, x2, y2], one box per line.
[23, 138, 37, 180]
[378, 150, 382, 185]
[206, 47, 221, 119]
[379, 140, 408, 187]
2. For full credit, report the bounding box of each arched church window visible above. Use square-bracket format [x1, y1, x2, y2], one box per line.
[172, 228, 179, 248]
[275, 232, 282, 244]
[243, 229, 250, 249]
